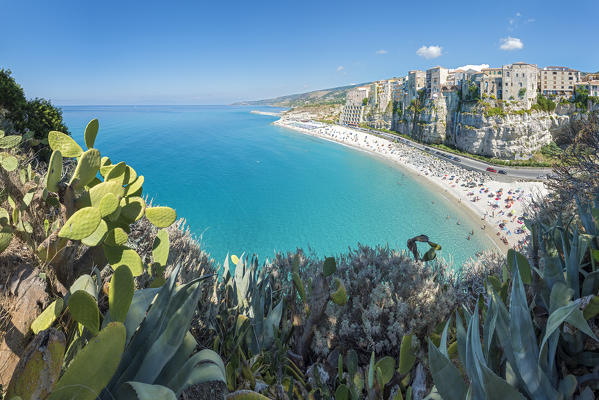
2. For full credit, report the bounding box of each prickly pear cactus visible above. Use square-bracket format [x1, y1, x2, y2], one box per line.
[109, 265, 134, 323]
[58, 207, 102, 240]
[6, 329, 66, 400]
[30, 298, 65, 334]
[0, 134, 22, 149]
[145, 206, 177, 228]
[67, 290, 100, 335]
[45, 150, 63, 192]
[69, 148, 101, 189]
[48, 130, 83, 157]
[84, 118, 99, 149]
[331, 278, 347, 306]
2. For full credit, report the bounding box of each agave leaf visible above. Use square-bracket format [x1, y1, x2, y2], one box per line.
[427, 338, 467, 400]
[155, 332, 197, 386]
[167, 349, 226, 395]
[367, 351, 375, 390]
[507, 249, 532, 285]
[132, 281, 203, 383]
[49, 322, 126, 400]
[123, 288, 160, 343]
[126, 382, 177, 400]
[479, 361, 526, 400]
[455, 311, 468, 373]
[263, 300, 283, 349]
[509, 268, 558, 399]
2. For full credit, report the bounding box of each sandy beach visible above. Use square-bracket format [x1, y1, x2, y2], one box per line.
[274, 118, 547, 251]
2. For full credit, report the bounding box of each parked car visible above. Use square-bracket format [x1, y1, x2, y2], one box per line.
[453, 156, 461, 162]
[498, 170, 507, 175]
[486, 167, 497, 173]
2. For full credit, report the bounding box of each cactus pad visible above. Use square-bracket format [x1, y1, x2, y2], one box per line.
[45, 150, 63, 192]
[105, 161, 129, 184]
[67, 290, 100, 335]
[152, 229, 169, 267]
[0, 152, 18, 171]
[99, 193, 119, 217]
[331, 278, 347, 306]
[30, 299, 65, 334]
[89, 181, 124, 207]
[120, 196, 146, 222]
[109, 265, 134, 323]
[69, 148, 101, 189]
[0, 129, 4, 138]
[48, 322, 126, 400]
[323, 257, 336, 277]
[0, 135, 22, 149]
[0, 207, 9, 225]
[105, 227, 128, 246]
[145, 206, 177, 228]
[58, 207, 102, 240]
[6, 329, 66, 400]
[84, 118, 99, 149]
[81, 219, 108, 247]
[48, 131, 83, 157]
[374, 356, 395, 386]
[103, 245, 144, 276]
[125, 175, 144, 197]
[0, 227, 14, 254]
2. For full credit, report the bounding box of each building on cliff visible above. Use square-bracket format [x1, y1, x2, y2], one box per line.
[425, 66, 448, 98]
[575, 80, 599, 97]
[339, 86, 370, 126]
[407, 70, 425, 100]
[539, 66, 581, 99]
[502, 62, 538, 107]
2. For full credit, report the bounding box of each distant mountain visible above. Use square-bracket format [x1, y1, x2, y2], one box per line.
[233, 83, 371, 108]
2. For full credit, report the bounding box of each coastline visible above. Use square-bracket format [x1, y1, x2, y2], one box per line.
[273, 118, 548, 253]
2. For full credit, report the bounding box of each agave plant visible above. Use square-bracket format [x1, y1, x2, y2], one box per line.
[6, 264, 226, 400]
[428, 247, 599, 399]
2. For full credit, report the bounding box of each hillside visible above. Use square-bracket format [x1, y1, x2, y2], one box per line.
[233, 82, 370, 107]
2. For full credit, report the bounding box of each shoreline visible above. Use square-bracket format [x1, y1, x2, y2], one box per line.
[273, 118, 548, 253]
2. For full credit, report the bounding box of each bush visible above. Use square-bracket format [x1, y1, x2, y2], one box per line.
[536, 94, 557, 112]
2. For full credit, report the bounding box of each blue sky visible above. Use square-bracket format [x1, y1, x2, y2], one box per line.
[1, 0, 597, 105]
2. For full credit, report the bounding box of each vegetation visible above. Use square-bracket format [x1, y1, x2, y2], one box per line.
[532, 95, 557, 113]
[430, 143, 558, 168]
[0, 69, 68, 158]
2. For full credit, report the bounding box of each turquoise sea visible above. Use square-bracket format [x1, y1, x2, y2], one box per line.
[61, 106, 493, 267]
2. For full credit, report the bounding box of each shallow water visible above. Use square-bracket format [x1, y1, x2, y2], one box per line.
[62, 105, 493, 267]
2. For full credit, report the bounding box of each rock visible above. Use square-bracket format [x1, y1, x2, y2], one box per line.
[0, 267, 49, 388]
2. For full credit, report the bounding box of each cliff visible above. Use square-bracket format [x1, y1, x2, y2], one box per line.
[393, 94, 575, 159]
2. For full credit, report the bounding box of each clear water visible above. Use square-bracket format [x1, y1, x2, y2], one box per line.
[61, 105, 493, 267]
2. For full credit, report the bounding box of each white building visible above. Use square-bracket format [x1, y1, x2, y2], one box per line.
[575, 81, 599, 97]
[339, 86, 370, 126]
[502, 62, 538, 107]
[539, 66, 581, 98]
[426, 66, 448, 98]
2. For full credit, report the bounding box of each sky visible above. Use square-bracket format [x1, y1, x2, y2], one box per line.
[1, 0, 598, 105]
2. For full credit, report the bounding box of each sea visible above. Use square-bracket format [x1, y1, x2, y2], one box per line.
[61, 105, 494, 268]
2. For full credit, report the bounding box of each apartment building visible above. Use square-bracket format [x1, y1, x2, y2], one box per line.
[539, 66, 581, 98]
[502, 62, 538, 106]
[407, 70, 426, 100]
[339, 86, 370, 126]
[575, 81, 599, 97]
[477, 67, 503, 99]
[425, 66, 448, 98]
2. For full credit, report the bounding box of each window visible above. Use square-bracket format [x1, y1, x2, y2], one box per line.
[519, 82, 523, 87]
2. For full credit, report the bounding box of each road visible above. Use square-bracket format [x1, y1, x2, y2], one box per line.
[350, 126, 553, 181]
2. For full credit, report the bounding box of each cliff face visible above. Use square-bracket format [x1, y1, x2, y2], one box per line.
[394, 94, 573, 159]
[453, 107, 569, 158]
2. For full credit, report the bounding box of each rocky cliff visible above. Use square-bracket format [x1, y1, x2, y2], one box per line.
[393, 94, 574, 159]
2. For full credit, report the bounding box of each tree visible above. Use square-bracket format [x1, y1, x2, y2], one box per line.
[0, 69, 69, 156]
